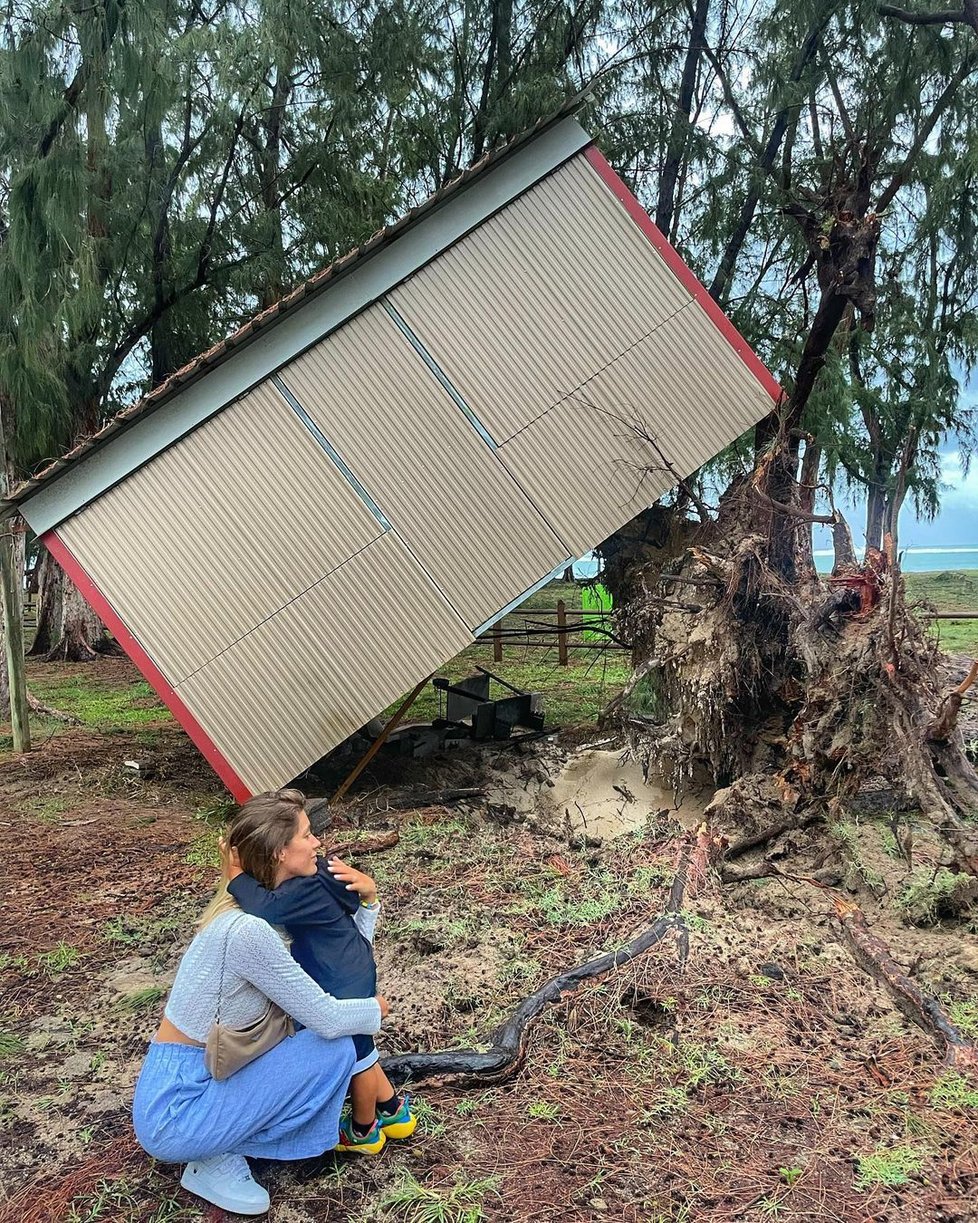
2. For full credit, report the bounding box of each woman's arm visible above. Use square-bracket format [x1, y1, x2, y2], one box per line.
[229, 917, 382, 1040]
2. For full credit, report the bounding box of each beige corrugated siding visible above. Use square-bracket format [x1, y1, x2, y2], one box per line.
[52, 134, 778, 797]
[387, 153, 693, 443]
[497, 299, 774, 555]
[278, 304, 570, 628]
[58, 381, 383, 683]
[175, 532, 473, 793]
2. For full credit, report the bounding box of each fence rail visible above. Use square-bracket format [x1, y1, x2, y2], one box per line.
[478, 599, 628, 665]
[19, 592, 978, 666]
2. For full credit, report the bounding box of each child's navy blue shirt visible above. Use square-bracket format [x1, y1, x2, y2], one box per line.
[228, 861, 377, 1000]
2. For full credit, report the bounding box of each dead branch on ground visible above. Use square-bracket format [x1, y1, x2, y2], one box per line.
[382, 834, 703, 1087]
[835, 898, 978, 1073]
[323, 830, 400, 858]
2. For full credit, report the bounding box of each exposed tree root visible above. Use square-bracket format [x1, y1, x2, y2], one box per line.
[382, 836, 700, 1087]
[386, 787, 487, 809]
[835, 898, 978, 1073]
[925, 660, 978, 742]
[723, 806, 825, 861]
[604, 488, 978, 879]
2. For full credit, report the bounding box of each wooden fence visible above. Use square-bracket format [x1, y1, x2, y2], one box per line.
[19, 591, 978, 666]
[478, 600, 628, 666]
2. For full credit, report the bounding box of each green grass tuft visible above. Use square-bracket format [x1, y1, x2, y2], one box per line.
[0, 1029, 25, 1060]
[27, 676, 167, 730]
[855, 1143, 926, 1189]
[114, 986, 165, 1013]
[929, 1071, 978, 1111]
[36, 942, 81, 978]
[374, 1170, 499, 1223]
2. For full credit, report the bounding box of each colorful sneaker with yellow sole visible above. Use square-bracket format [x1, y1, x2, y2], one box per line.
[334, 1115, 386, 1155]
[377, 1094, 417, 1140]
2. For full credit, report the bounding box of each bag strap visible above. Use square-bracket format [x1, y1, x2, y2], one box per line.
[214, 912, 246, 1024]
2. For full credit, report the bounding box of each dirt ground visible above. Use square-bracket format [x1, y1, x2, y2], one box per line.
[1, 659, 977, 1222]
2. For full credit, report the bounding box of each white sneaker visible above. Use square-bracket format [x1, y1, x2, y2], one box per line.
[180, 1152, 270, 1215]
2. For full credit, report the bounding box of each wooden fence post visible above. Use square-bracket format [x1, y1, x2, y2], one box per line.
[492, 621, 503, 663]
[557, 599, 568, 666]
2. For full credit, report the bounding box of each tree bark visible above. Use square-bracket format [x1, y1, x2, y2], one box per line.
[30, 549, 118, 661]
[28, 547, 64, 656]
[655, 0, 710, 239]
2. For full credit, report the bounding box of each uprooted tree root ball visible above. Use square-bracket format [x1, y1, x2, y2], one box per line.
[602, 485, 978, 880]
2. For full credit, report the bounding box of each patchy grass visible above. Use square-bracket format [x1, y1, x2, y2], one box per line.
[0, 1029, 25, 1060]
[28, 675, 167, 730]
[113, 986, 166, 1013]
[36, 941, 82, 979]
[929, 1071, 978, 1111]
[905, 570, 978, 613]
[854, 1143, 927, 1189]
[897, 868, 978, 926]
[946, 998, 978, 1039]
[372, 1171, 500, 1223]
[906, 571, 978, 652]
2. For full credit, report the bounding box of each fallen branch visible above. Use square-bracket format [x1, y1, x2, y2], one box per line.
[835, 898, 978, 1073]
[382, 838, 699, 1086]
[925, 659, 978, 743]
[724, 810, 824, 861]
[26, 691, 80, 724]
[323, 830, 400, 858]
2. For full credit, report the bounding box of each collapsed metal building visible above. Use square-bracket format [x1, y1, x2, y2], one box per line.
[4, 109, 780, 801]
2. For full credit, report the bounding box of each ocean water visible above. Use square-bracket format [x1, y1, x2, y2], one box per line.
[572, 547, 978, 579]
[812, 546, 978, 574]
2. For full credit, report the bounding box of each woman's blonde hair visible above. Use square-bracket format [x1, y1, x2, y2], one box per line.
[198, 788, 308, 929]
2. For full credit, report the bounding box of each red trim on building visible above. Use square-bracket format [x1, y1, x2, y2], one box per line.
[584, 145, 783, 406]
[41, 530, 251, 803]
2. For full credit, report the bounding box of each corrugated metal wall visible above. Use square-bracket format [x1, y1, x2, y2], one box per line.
[175, 533, 473, 793]
[387, 155, 693, 443]
[58, 382, 385, 683]
[52, 144, 777, 795]
[278, 304, 571, 628]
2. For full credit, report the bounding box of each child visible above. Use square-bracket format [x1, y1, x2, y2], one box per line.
[226, 819, 414, 1155]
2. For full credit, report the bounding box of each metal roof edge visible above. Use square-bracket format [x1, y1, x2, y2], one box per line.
[11, 112, 592, 534]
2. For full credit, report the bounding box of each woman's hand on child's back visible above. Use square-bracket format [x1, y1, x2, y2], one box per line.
[326, 856, 377, 905]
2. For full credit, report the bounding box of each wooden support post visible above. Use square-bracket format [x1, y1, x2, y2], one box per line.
[0, 526, 29, 751]
[492, 621, 503, 663]
[330, 675, 431, 804]
[557, 599, 568, 666]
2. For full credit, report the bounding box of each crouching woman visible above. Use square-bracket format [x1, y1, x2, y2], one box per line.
[132, 792, 387, 1216]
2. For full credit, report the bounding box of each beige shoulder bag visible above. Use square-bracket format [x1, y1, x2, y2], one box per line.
[204, 915, 295, 1081]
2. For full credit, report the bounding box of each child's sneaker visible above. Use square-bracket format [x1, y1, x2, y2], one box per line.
[334, 1115, 386, 1155]
[377, 1093, 417, 1140]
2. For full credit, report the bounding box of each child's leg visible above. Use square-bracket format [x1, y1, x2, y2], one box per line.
[373, 1065, 397, 1109]
[349, 1066, 381, 1127]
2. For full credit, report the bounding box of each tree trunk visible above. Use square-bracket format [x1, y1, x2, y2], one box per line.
[30, 548, 118, 661]
[655, 0, 709, 239]
[865, 483, 886, 552]
[28, 545, 63, 656]
[0, 521, 31, 748]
